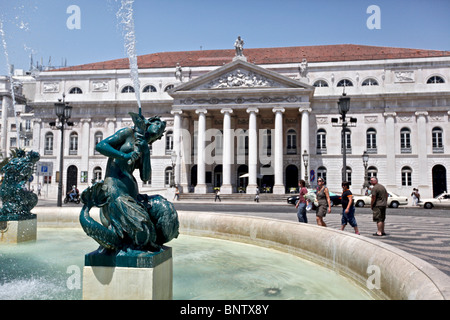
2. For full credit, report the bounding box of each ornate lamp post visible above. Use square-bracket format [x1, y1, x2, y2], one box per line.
[362, 151, 370, 189]
[302, 150, 309, 187]
[54, 94, 72, 207]
[337, 92, 351, 182]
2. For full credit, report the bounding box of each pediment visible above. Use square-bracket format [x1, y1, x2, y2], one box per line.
[169, 58, 314, 94]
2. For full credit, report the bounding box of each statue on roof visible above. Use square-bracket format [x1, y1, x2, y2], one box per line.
[175, 63, 183, 81]
[234, 36, 244, 57]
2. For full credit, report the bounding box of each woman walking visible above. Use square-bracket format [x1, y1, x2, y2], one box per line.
[315, 178, 331, 227]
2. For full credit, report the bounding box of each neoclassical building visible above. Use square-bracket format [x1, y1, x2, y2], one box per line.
[12, 43, 450, 198]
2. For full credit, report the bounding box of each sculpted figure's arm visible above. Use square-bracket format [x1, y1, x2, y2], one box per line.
[95, 127, 137, 163]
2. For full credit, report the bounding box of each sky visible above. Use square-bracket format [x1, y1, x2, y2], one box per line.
[0, 0, 449, 73]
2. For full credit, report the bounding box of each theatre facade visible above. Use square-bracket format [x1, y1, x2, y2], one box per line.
[26, 43, 450, 198]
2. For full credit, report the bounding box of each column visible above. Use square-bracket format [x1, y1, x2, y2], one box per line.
[81, 119, 91, 175]
[195, 109, 207, 193]
[171, 109, 183, 190]
[272, 107, 285, 194]
[299, 106, 311, 185]
[383, 112, 397, 190]
[220, 108, 233, 194]
[246, 107, 259, 191]
[180, 116, 190, 192]
[1, 96, 8, 157]
[415, 111, 429, 194]
[105, 118, 116, 137]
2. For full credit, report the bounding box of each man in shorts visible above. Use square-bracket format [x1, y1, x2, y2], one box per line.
[370, 177, 388, 236]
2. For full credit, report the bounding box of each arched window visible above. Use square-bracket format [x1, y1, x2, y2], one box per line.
[69, 132, 78, 155]
[345, 166, 352, 184]
[401, 166, 412, 186]
[313, 80, 329, 87]
[427, 76, 445, 84]
[165, 130, 173, 154]
[45, 132, 53, 155]
[69, 87, 82, 94]
[400, 128, 411, 153]
[337, 79, 353, 87]
[94, 131, 103, 155]
[286, 129, 297, 154]
[93, 167, 102, 182]
[165, 166, 173, 187]
[316, 129, 327, 154]
[164, 84, 174, 92]
[366, 128, 377, 152]
[362, 78, 379, 86]
[121, 85, 135, 93]
[367, 166, 378, 179]
[432, 127, 444, 153]
[143, 85, 157, 92]
[341, 128, 352, 154]
[317, 166, 327, 184]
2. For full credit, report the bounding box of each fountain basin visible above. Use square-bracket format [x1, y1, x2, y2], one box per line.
[32, 207, 450, 300]
[0, 215, 37, 244]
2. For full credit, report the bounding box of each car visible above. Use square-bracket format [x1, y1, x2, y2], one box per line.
[353, 192, 408, 208]
[418, 192, 450, 209]
[287, 189, 341, 207]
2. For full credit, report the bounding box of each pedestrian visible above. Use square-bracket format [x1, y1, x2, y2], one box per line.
[315, 178, 331, 227]
[173, 187, 180, 201]
[215, 189, 221, 202]
[411, 188, 420, 206]
[254, 187, 260, 203]
[37, 182, 42, 197]
[295, 179, 308, 223]
[340, 181, 359, 234]
[370, 177, 388, 236]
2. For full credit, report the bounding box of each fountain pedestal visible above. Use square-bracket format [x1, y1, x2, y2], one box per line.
[82, 246, 173, 300]
[0, 215, 37, 244]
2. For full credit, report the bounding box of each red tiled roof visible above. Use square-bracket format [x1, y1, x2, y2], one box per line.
[53, 44, 450, 72]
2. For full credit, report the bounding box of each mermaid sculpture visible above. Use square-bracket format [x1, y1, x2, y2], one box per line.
[79, 112, 179, 252]
[0, 149, 40, 219]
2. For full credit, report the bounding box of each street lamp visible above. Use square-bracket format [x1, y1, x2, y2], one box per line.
[53, 94, 73, 207]
[302, 150, 309, 187]
[362, 151, 370, 189]
[170, 150, 177, 188]
[338, 92, 350, 182]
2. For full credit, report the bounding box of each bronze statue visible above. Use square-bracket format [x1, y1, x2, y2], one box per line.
[80, 112, 179, 252]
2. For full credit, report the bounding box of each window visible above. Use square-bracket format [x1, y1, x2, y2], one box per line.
[337, 79, 353, 87]
[262, 129, 272, 156]
[366, 128, 377, 153]
[341, 128, 351, 154]
[121, 85, 135, 93]
[93, 167, 102, 182]
[69, 132, 78, 155]
[362, 78, 379, 86]
[237, 130, 249, 156]
[400, 128, 411, 153]
[432, 127, 444, 153]
[10, 137, 17, 148]
[401, 166, 412, 186]
[94, 131, 103, 155]
[427, 76, 445, 84]
[317, 166, 327, 184]
[45, 132, 54, 155]
[345, 166, 352, 185]
[164, 85, 174, 92]
[80, 171, 88, 183]
[313, 80, 329, 87]
[286, 129, 297, 154]
[69, 87, 82, 94]
[165, 167, 173, 187]
[143, 85, 157, 92]
[165, 130, 173, 154]
[367, 166, 378, 179]
[214, 130, 223, 155]
[316, 129, 327, 154]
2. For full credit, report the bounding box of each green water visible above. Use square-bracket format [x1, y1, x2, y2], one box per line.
[0, 228, 372, 300]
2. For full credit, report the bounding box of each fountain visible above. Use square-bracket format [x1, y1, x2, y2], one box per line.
[0, 149, 40, 244]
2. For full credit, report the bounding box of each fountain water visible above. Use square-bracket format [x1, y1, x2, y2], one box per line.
[116, 0, 142, 115]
